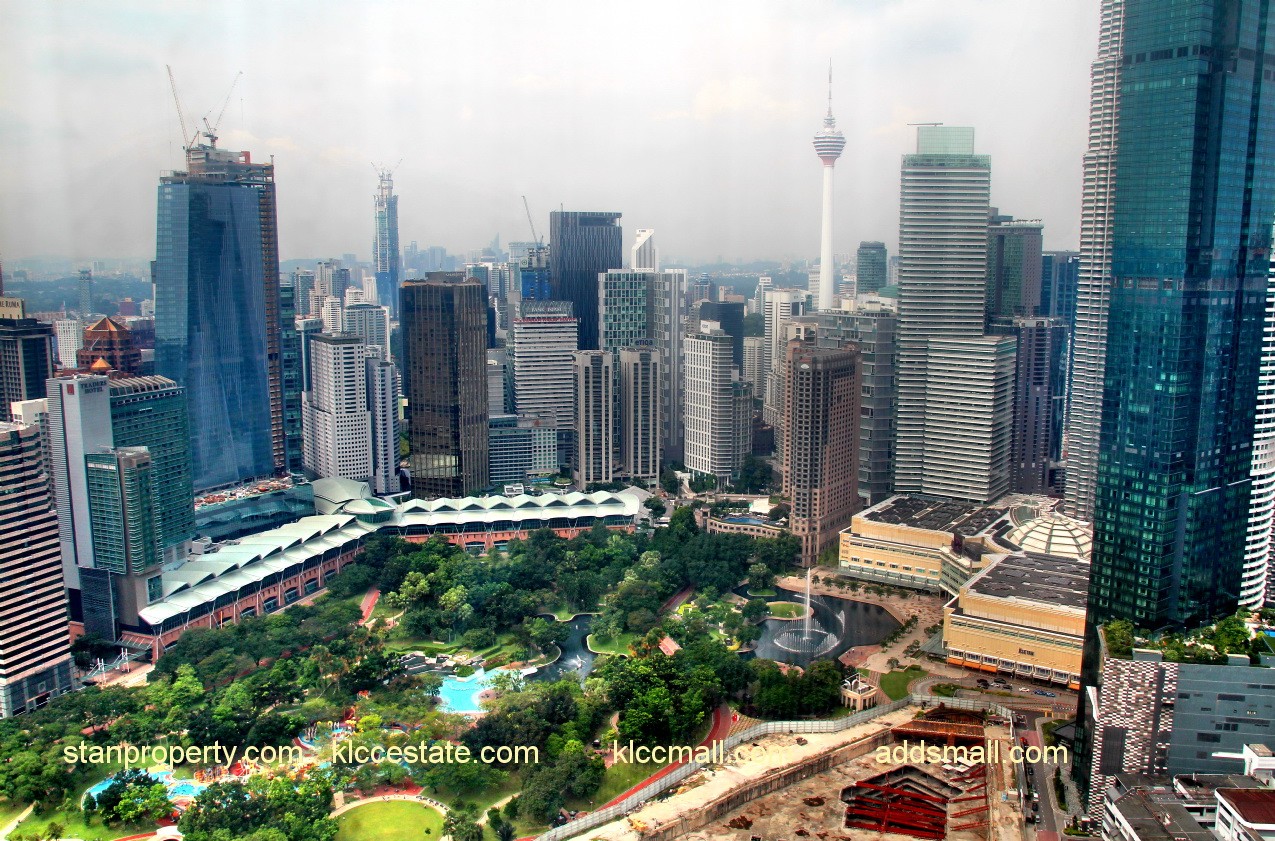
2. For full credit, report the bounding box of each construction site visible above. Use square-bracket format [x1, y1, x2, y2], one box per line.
[587, 704, 1025, 841]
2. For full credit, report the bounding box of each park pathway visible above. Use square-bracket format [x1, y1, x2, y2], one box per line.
[0, 804, 33, 841]
[358, 588, 380, 625]
[329, 791, 450, 818]
[597, 703, 731, 811]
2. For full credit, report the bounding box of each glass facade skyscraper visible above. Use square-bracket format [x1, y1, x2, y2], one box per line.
[1075, 0, 1275, 802]
[1088, 0, 1275, 631]
[402, 273, 488, 498]
[549, 211, 623, 350]
[110, 376, 193, 558]
[856, 241, 888, 295]
[374, 169, 401, 318]
[155, 144, 282, 493]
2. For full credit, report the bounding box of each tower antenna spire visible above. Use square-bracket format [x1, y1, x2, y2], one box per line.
[827, 59, 833, 117]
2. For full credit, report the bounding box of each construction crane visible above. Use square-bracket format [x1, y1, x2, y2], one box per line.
[522, 196, 542, 246]
[202, 71, 243, 147]
[165, 65, 198, 150]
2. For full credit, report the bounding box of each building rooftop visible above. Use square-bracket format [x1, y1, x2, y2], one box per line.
[1218, 788, 1275, 826]
[1173, 774, 1263, 802]
[859, 494, 1005, 537]
[964, 552, 1090, 611]
[1111, 786, 1215, 841]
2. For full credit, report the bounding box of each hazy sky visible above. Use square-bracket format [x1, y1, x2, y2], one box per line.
[0, 1, 1097, 267]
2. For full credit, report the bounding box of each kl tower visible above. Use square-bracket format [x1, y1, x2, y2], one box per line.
[812, 62, 845, 311]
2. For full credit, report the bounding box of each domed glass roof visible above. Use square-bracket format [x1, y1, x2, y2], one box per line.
[1005, 512, 1092, 561]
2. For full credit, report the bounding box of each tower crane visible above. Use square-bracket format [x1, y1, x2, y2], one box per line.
[202, 71, 243, 147]
[165, 65, 198, 150]
[522, 196, 542, 246]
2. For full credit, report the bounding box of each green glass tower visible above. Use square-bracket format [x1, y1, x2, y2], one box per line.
[1075, 0, 1275, 802]
[84, 448, 162, 639]
[109, 376, 194, 561]
[1088, 0, 1275, 631]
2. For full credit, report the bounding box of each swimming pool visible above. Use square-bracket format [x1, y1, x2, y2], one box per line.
[84, 771, 207, 804]
[437, 668, 493, 713]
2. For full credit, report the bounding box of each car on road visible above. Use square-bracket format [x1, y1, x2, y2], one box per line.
[976, 678, 990, 689]
[1034, 689, 1058, 698]
[1018, 686, 1031, 692]
[992, 679, 1009, 687]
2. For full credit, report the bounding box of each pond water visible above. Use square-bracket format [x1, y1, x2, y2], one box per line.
[531, 614, 598, 683]
[745, 585, 901, 668]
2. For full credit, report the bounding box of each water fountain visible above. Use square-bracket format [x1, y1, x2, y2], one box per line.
[772, 567, 840, 659]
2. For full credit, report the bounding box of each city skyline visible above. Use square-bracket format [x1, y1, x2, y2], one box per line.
[0, 1, 1095, 265]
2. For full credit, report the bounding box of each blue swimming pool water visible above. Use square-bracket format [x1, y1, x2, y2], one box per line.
[84, 771, 206, 803]
[437, 668, 493, 713]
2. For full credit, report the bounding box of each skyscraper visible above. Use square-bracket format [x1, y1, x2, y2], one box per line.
[1041, 250, 1080, 326]
[402, 273, 487, 498]
[618, 347, 661, 481]
[344, 302, 392, 361]
[1064, 0, 1123, 522]
[856, 242, 888, 295]
[373, 168, 401, 317]
[573, 350, 615, 488]
[1085, 0, 1275, 630]
[47, 374, 194, 631]
[0, 308, 54, 408]
[812, 65, 846, 312]
[0, 421, 73, 717]
[921, 335, 1016, 502]
[366, 355, 401, 496]
[78, 269, 94, 318]
[984, 211, 1044, 327]
[698, 301, 745, 368]
[155, 141, 285, 492]
[1245, 276, 1275, 609]
[549, 211, 623, 350]
[599, 271, 653, 352]
[84, 447, 162, 638]
[651, 269, 688, 460]
[632, 228, 657, 271]
[1075, 0, 1275, 803]
[279, 271, 304, 474]
[762, 288, 807, 429]
[893, 126, 993, 496]
[684, 326, 741, 487]
[1008, 317, 1064, 495]
[53, 317, 83, 370]
[76, 317, 141, 375]
[817, 300, 897, 507]
[510, 300, 579, 467]
[302, 333, 373, 484]
[783, 341, 861, 564]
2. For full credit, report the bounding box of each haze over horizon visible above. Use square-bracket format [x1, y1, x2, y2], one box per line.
[0, 1, 1096, 266]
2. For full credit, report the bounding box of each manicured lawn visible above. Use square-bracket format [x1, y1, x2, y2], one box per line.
[586, 632, 636, 657]
[746, 587, 776, 598]
[879, 666, 927, 701]
[18, 811, 153, 841]
[766, 601, 805, 619]
[335, 800, 444, 841]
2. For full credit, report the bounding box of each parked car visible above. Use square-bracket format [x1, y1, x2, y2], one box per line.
[976, 679, 991, 688]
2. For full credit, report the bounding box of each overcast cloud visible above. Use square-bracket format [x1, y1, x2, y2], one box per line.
[0, 1, 1097, 266]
